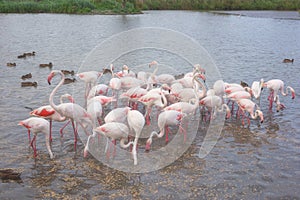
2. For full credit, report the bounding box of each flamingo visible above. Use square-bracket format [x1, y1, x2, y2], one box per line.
[84, 122, 132, 158]
[87, 98, 103, 128]
[109, 77, 122, 96]
[145, 110, 186, 151]
[149, 60, 175, 85]
[87, 84, 109, 100]
[119, 86, 148, 109]
[88, 95, 116, 107]
[138, 87, 168, 125]
[30, 93, 75, 142]
[127, 109, 145, 165]
[76, 71, 102, 104]
[237, 98, 264, 126]
[262, 79, 295, 111]
[18, 117, 54, 159]
[164, 75, 204, 115]
[115, 65, 136, 78]
[199, 95, 231, 120]
[251, 79, 264, 99]
[104, 107, 131, 124]
[226, 90, 252, 114]
[48, 70, 92, 150]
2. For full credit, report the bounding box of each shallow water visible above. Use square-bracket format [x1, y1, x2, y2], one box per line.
[1, 11, 300, 199]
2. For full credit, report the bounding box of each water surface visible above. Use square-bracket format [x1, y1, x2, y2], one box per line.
[0, 11, 299, 199]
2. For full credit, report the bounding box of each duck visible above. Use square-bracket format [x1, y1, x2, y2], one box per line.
[61, 70, 75, 76]
[21, 73, 32, 80]
[39, 62, 53, 68]
[17, 54, 26, 58]
[282, 58, 294, 63]
[21, 81, 37, 87]
[6, 62, 16, 67]
[24, 51, 35, 56]
[0, 168, 22, 181]
[64, 78, 76, 84]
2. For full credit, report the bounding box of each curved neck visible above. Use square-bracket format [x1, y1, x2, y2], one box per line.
[119, 138, 133, 148]
[193, 76, 206, 100]
[49, 71, 65, 112]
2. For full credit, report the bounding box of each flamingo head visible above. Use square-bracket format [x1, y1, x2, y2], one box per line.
[149, 60, 158, 68]
[83, 145, 89, 158]
[197, 73, 206, 83]
[145, 138, 152, 152]
[256, 110, 264, 123]
[47, 71, 56, 85]
[290, 87, 296, 99]
[161, 84, 171, 93]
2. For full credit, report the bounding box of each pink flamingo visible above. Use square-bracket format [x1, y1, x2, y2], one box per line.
[138, 87, 168, 125]
[87, 84, 109, 100]
[104, 107, 131, 124]
[88, 95, 116, 107]
[262, 79, 295, 111]
[76, 71, 102, 104]
[149, 60, 175, 85]
[119, 86, 148, 109]
[226, 90, 252, 114]
[145, 110, 186, 151]
[48, 70, 92, 150]
[115, 65, 136, 78]
[30, 94, 74, 142]
[18, 117, 54, 159]
[87, 98, 103, 128]
[127, 109, 145, 165]
[84, 122, 132, 158]
[164, 75, 204, 115]
[237, 98, 264, 126]
[199, 95, 231, 120]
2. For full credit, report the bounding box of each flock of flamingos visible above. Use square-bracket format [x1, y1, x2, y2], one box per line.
[18, 60, 296, 165]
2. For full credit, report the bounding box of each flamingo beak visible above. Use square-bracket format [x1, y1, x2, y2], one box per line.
[292, 92, 295, 99]
[145, 141, 151, 152]
[47, 73, 53, 85]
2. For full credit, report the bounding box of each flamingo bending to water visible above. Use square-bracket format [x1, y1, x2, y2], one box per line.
[18, 117, 54, 159]
[84, 122, 132, 158]
[262, 79, 295, 111]
[145, 110, 186, 151]
[237, 98, 264, 126]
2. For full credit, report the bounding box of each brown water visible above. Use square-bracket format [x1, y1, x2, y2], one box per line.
[1, 11, 300, 199]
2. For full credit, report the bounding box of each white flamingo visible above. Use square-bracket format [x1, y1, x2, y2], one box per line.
[18, 117, 54, 159]
[48, 70, 92, 150]
[145, 110, 186, 151]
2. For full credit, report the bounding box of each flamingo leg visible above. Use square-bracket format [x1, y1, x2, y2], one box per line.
[30, 135, 37, 158]
[268, 91, 274, 110]
[49, 119, 52, 143]
[27, 129, 31, 143]
[145, 107, 152, 126]
[179, 125, 186, 142]
[165, 126, 169, 144]
[60, 120, 70, 137]
[112, 139, 117, 157]
[71, 120, 77, 151]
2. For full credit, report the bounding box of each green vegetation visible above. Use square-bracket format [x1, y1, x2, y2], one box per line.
[139, 0, 300, 11]
[0, 0, 299, 14]
[0, 0, 140, 14]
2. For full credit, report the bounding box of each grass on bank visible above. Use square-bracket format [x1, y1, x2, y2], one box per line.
[0, 0, 139, 14]
[0, 0, 299, 14]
